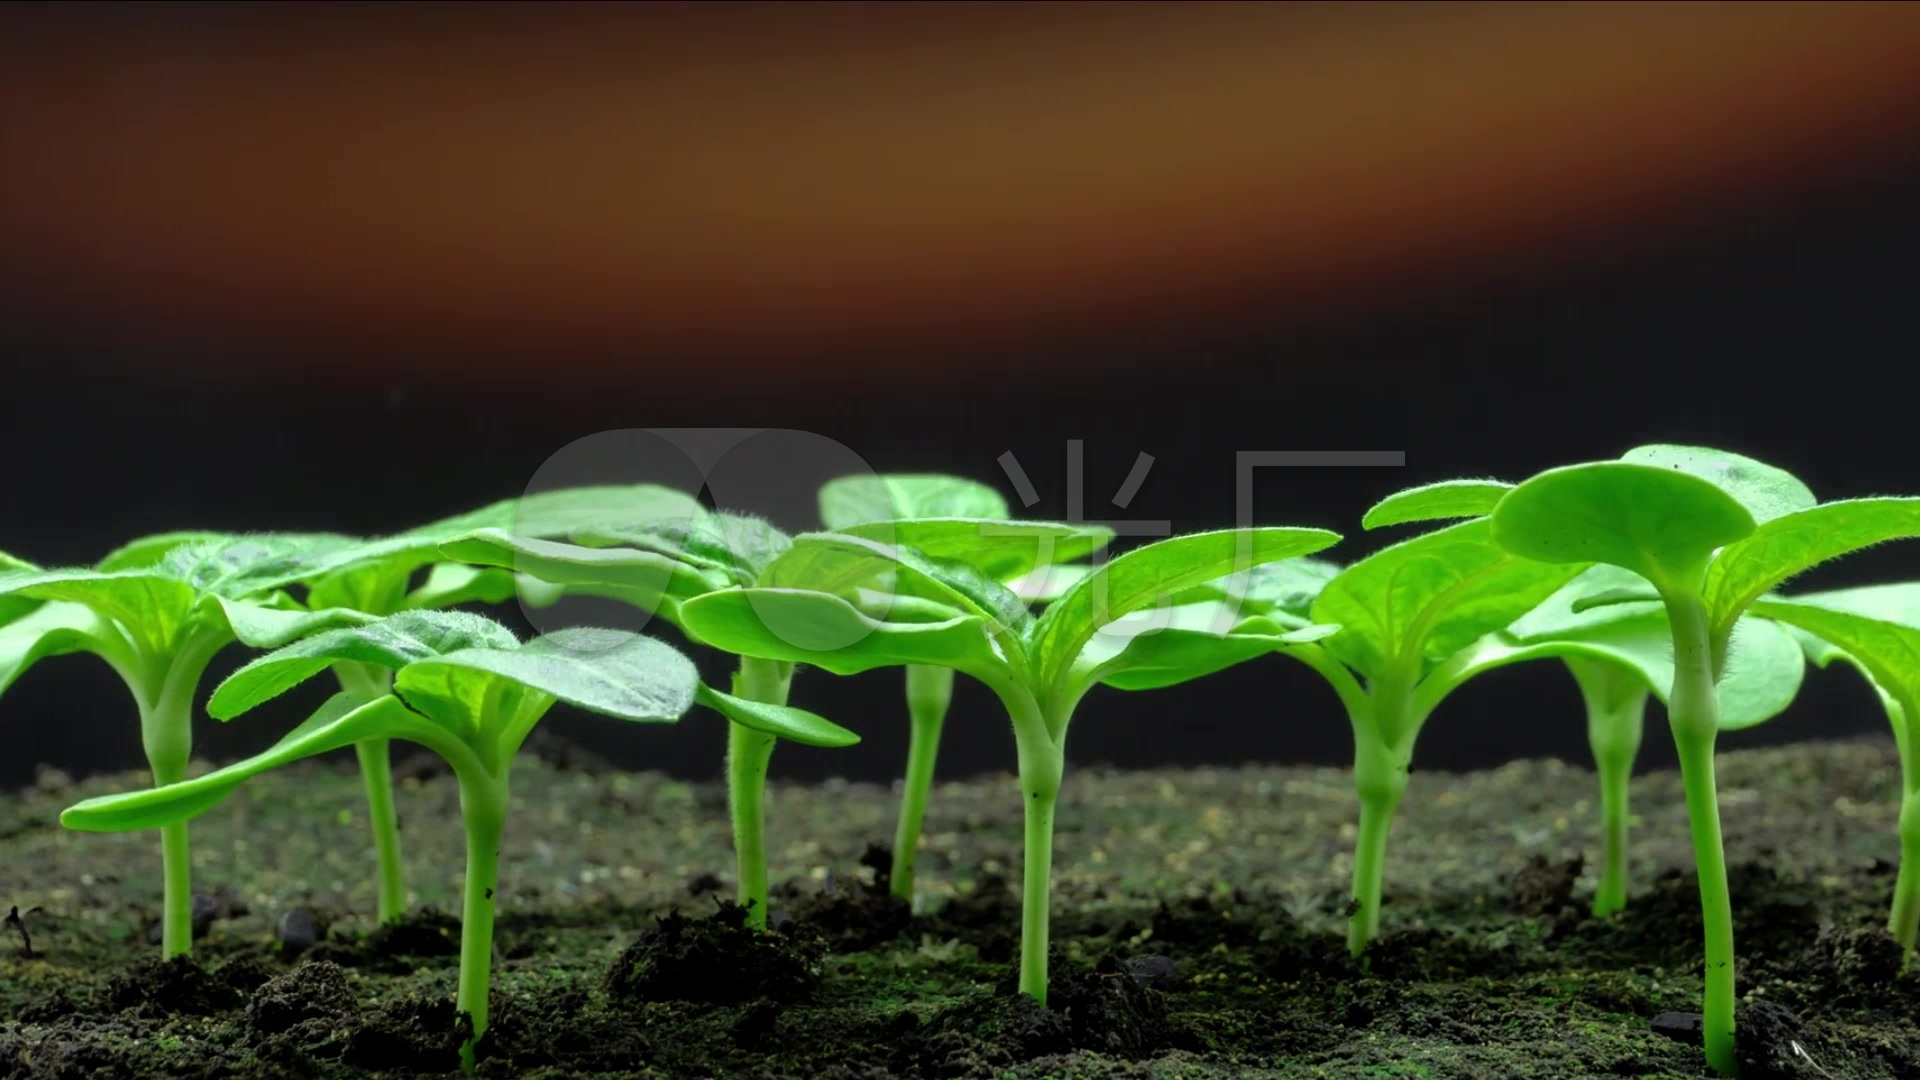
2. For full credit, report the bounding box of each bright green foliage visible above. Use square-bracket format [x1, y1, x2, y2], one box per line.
[62, 609, 851, 1068]
[1488, 443, 1920, 1075]
[676, 524, 1341, 1006]
[1751, 584, 1920, 949]
[0, 533, 374, 958]
[801, 490, 1052, 905]
[1359, 478, 1512, 529]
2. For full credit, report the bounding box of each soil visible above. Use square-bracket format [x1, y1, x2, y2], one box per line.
[3, 734, 1919, 1078]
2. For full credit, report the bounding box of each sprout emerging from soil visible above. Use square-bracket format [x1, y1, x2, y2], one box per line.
[1489, 443, 1920, 1074]
[58, 610, 854, 1069]
[286, 484, 702, 924]
[0, 533, 373, 957]
[817, 472, 1112, 904]
[673, 524, 1341, 1006]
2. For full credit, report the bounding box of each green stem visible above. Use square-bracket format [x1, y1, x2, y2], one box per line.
[1347, 716, 1409, 958]
[891, 664, 954, 904]
[1573, 659, 1647, 919]
[1005, 687, 1064, 1005]
[1666, 593, 1737, 1076]
[356, 739, 408, 924]
[1890, 788, 1920, 951]
[138, 634, 223, 959]
[728, 656, 791, 930]
[454, 768, 508, 1071]
[337, 662, 407, 924]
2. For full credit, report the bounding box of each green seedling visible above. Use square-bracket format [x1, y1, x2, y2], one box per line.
[1489, 443, 1920, 1074]
[440, 507, 1107, 928]
[1750, 582, 1920, 951]
[59, 609, 854, 1068]
[286, 484, 702, 924]
[671, 524, 1340, 1005]
[817, 472, 1112, 903]
[0, 534, 375, 957]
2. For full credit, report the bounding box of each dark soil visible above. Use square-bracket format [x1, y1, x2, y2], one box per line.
[4, 735, 1919, 1077]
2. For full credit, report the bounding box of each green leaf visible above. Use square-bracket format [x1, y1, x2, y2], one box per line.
[818, 473, 1010, 528]
[1079, 606, 1338, 692]
[0, 552, 43, 626]
[832, 518, 1114, 585]
[1489, 461, 1756, 592]
[675, 587, 1005, 680]
[0, 601, 132, 695]
[407, 484, 705, 540]
[1773, 581, 1920, 628]
[1703, 499, 1920, 636]
[401, 628, 700, 734]
[0, 569, 198, 652]
[61, 694, 432, 832]
[438, 529, 724, 621]
[403, 563, 521, 610]
[94, 532, 232, 573]
[763, 533, 1032, 635]
[570, 513, 791, 587]
[208, 596, 379, 650]
[1030, 527, 1341, 688]
[1310, 518, 1586, 681]
[1361, 479, 1512, 530]
[694, 683, 860, 748]
[209, 611, 519, 720]
[1006, 563, 1093, 603]
[1752, 595, 1920, 730]
[1620, 444, 1815, 525]
[157, 534, 365, 599]
[1172, 557, 1343, 624]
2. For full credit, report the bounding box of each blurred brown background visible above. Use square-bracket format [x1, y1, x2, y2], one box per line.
[3, 2, 1919, 786]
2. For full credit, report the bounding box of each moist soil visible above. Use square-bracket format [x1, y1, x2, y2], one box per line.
[3, 735, 1919, 1078]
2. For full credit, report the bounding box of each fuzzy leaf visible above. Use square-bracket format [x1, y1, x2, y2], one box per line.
[1311, 518, 1586, 681]
[0, 569, 198, 651]
[403, 563, 520, 610]
[94, 532, 231, 573]
[763, 533, 1032, 635]
[1620, 444, 1815, 525]
[210, 611, 519, 719]
[694, 683, 860, 748]
[157, 534, 365, 599]
[61, 694, 434, 832]
[570, 513, 791, 587]
[209, 596, 379, 650]
[0, 602, 130, 695]
[399, 628, 700, 736]
[1703, 499, 1920, 636]
[407, 484, 705, 540]
[1031, 527, 1341, 688]
[1079, 606, 1338, 692]
[1774, 582, 1920, 628]
[438, 530, 724, 621]
[1173, 557, 1343, 624]
[1489, 461, 1756, 592]
[1006, 563, 1093, 603]
[818, 474, 1009, 529]
[832, 518, 1113, 585]
[1361, 480, 1512, 530]
[676, 587, 1005, 679]
[1750, 596, 1920, 743]
[0, 552, 42, 626]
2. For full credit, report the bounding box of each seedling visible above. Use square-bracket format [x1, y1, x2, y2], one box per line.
[0, 533, 375, 956]
[58, 609, 854, 1068]
[284, 484, 702, 923]
[439, 507, 1106, 927]
[817, 472, 1112, 902]
[1748, 582, 1920, 950]
[672, 523, 1340, 1004]
[1489, 443, 1920, 1074]
[1173, 475, 1802, 961]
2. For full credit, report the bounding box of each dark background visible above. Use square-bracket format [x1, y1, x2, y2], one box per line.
[4, 2, 1920, 791]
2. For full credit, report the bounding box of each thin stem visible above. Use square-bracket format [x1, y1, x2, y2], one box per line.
[1573, 658, 1647, 918]
[356, 739, 408, 924]
[728, 656, 791, 930]
[336, 662, 406, 924]
[1346, 697, 1410, 958]
[138, 634, 224, 959]
[1891, 788, 1920, 951]
[455, 768, 508, 1071]
[891, 664, 954, 904]
[1665, 592, 1737, 1076]
[1002, 686, 1063, 1005]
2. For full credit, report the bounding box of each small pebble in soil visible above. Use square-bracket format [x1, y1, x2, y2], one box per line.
[1123, 954, 1180, 989]
[276, 907, 324, 956]
[1651, 1010, 1704, 1045]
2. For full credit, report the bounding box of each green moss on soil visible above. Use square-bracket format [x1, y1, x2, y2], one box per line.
[3, 735, 1918, 1077]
